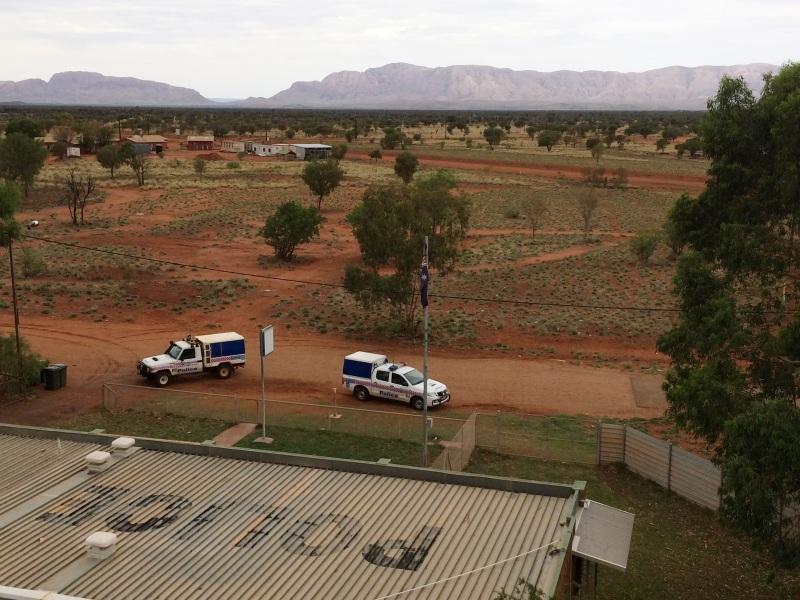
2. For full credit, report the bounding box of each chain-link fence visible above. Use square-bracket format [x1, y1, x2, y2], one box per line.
[476, 412, 597, 464]
[101, 383, 597, 467]
[102, 383, 472, 468]
[0, 375, 24, 406]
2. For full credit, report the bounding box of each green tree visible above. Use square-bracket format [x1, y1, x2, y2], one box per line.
[369, 149, 382, 162]
[0, 133, 48, 196]
[301, 159, 344, 209]
[96, 144, 124, 178]
[657, 64, 800, 564]
[629, 230, 661, 264]
[260, 201, 324, 260]
[393, 151, 419, 184]
[380, 127, 405, 150]
[676, 137, 703, 157]
[483, 126, 505, 149]
[537, 130, 561, 152]
[719, 401, 800, 566]
[0, 334, 47, 387]
[0, 180, 21, 248]
[589, 140, 605, 163]
[525, 126, 537, 140]
[331, 144, 348, 160]
[5, 118, 41, 139]
[655, 137, 669, 153]
[285, 128, 296, 139]
[345, 171, 470, 334]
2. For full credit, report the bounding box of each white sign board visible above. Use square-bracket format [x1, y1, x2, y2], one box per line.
[260, 325, 274, 357]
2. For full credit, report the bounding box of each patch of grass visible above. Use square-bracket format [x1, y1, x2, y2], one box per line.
[58, 408, 230, 442]
[236, 425, 438, 467]
[466, 450, 800, 600]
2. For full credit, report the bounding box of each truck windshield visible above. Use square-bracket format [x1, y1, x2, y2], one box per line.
[404, 369, 425, 385]
[166, 344, 182, 359]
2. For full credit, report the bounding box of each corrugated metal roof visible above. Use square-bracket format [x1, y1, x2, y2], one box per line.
[0, 435, 99, 515]
[291, 143, 332, 149]
[186, 136, 214, 142]
[0, 431, 578, 600]
[126, 135, 167, 144]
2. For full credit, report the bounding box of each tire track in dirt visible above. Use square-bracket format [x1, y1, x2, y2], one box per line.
[457, 240, 619, 272]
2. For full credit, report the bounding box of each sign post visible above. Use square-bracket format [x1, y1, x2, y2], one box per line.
[255, 325, 274, 444]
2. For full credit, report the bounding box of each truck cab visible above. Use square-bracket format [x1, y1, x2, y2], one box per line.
[342, 351, 450, 410]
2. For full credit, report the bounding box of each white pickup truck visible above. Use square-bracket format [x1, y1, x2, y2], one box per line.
[137, 332, 246, 387]
[342, 351, 450, 410]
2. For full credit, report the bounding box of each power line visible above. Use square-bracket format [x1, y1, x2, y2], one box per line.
[21, 233, 796, 316]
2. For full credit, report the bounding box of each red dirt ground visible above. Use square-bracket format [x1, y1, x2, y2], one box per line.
[348, 150, 707, 192]
[1, 157, 672, 428]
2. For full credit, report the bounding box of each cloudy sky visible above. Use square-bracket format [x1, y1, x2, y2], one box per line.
[2, 0, 797, 98]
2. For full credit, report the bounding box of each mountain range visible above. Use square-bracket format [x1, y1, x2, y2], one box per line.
[0, 63, 777, 109]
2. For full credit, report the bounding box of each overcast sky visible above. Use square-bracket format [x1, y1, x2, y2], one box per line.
[2, 0, 797, 98]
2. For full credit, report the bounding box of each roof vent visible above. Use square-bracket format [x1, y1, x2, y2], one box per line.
[85, 450, 111, 473]
[85, 531, 118, 560]
[111, 436, 136, 456]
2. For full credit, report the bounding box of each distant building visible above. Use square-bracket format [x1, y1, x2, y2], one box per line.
[221, 140, 246, 153]
[186, 135, 214, 151]
[289, 143, 332, 160]
[251, 143, 290, 157]
[126, 135, 168, 153]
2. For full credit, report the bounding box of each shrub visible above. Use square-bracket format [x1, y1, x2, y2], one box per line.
[260, 201, 325, 260]
[331, 144, 348, 160]
[0, 334, 47, 387]
[226, 161, 241, 169]
[21, 247, 46, 277]
[629, 231, 662, 264]
[193, 157, 207, 175]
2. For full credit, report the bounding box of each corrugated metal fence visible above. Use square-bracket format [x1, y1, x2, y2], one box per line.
[597, 423, 721, 510]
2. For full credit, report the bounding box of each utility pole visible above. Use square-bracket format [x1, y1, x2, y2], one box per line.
[421, 236, 430, 467]
[8, 239, 23, 380]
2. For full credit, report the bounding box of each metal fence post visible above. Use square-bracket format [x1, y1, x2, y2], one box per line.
[234, 396, 240, 423]
[595, 421, 601, 465]
[667, 442, 674, 491]
[496, 410, 501, 453]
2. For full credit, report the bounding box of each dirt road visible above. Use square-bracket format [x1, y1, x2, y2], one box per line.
[0, 315, 665, 426]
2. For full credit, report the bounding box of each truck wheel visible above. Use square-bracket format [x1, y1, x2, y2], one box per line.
[354, 386, 370, 402]
[155, 371, 171, 387]
[217, 364, 233, 379]
[411, 396, 424, 411]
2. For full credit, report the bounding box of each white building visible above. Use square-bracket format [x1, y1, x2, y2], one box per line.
[251, 143, 290, 157]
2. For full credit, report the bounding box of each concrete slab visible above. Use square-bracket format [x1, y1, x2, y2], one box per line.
[213, 422, 256, 447]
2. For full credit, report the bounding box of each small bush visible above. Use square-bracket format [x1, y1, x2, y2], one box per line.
[629, 231, 662, 264]
[226, 161, 241, 170]
[21, 247, 47, 277]
[504, 208, 521, 219]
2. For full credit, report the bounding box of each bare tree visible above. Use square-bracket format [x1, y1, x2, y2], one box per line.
[128, 153, 148, 186]
[519, 196, 549, 241]
[63, 169, 96, 226]
[577, 189, 599, 239]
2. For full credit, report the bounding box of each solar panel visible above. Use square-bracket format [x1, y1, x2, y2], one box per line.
[571, 500, 634, 572]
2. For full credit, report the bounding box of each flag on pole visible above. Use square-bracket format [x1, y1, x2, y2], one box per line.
[420, 257, 429, 308]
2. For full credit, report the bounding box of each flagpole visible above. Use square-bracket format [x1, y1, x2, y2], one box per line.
[422, 235, 429, 467]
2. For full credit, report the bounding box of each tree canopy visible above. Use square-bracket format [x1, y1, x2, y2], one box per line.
[657, 63, 800, 564]
[345, 171, 470, 334]
[393, 151, 419, 184]
[260, 201, 324, 260]
[0, 133, 48, 196]
[301, 159, 344, 209]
